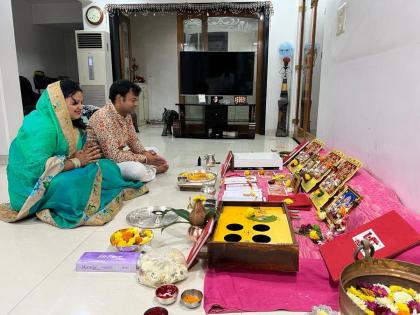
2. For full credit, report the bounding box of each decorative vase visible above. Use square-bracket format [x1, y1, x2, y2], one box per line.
[188, 225, 203, 242]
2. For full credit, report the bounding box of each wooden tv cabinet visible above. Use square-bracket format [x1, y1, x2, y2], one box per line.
[173, 103, 256, 139]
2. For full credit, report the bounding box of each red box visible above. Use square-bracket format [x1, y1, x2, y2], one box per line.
[320, 210, 420, 282]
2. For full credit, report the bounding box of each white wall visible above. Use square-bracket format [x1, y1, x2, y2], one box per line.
[130, 15, 179, 120]
[32, 2, 82, 24]
[317, 0, 420, 211]
[12, 0, 80, 85]
[0, 0, 23, 156]
[265, 0, 299, 134]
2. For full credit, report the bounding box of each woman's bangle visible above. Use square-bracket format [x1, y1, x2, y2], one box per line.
[70, 158, 81, 168]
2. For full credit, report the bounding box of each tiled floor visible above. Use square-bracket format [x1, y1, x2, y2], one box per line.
[0, 126, 306, 315]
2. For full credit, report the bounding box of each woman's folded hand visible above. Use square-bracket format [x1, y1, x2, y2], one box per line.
[74, 146, 102, 166]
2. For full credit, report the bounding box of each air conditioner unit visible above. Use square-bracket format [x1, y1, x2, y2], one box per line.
[75, 31, 112, 107]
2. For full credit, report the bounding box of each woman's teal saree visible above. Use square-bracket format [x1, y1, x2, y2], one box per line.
[0, 82, 148, 228]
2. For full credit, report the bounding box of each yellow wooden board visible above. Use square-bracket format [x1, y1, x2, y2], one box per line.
[213, 206, 293, 244]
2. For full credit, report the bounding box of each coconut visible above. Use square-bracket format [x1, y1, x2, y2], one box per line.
[189, 200, 206, 226]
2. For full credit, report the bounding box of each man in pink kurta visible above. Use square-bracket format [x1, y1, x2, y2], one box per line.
[87, 80, 168, 182]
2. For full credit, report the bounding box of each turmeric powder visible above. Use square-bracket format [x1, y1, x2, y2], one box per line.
[182, 294, 200, 304]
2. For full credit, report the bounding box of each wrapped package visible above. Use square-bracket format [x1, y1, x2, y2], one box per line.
[137, 248, 188, 288]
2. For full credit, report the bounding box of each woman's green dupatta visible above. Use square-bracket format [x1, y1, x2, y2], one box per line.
[0, 81, 148, 228]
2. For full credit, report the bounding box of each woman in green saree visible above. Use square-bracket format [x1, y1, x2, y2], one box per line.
[0, 80, 148, 228]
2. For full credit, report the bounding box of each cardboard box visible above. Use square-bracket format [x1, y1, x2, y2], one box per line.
[76, 252, 140, 273]
[233, 152, 283, 170]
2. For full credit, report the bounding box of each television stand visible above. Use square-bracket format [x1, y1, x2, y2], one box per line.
[173, 103, 256, 139]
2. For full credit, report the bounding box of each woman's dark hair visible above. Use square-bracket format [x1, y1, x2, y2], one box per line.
[59, 80, 86, 130]
[109, 80, 141, 103]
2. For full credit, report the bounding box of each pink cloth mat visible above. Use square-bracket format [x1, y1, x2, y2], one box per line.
[205, 168, 420, 314]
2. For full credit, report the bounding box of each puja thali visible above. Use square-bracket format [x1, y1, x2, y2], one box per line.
[177, 170, 217, 191]
[126, 206, 178, 229]
[178, 171, 216, 183]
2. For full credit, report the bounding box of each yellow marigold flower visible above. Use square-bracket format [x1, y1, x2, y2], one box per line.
[291, 159, 298, 167]
[127, 237, 136, 246]
[349, 287, 375, 302]
[193, 195, 206, 202]
[244, 170, 251, 176]
[284, 179, 291, 187]
[407, 288, 417, 297]
[338, 206, 347, 217]
[304, 173, 311, 181]
[348, 286, 357, 294]
[272, 174, 285, 180]
[309, 230, 320, 241]
[390, 285, 403, 292]
[346, 292, 367, 311]
[396, 303, 410, 313]
[284, 198, 294, 205]
[364, 295, 375, 302]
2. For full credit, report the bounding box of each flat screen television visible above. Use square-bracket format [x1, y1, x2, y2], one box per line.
[180, 51, 255, 96]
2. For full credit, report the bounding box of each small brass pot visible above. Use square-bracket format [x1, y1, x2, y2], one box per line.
[339, 240, 420, 315]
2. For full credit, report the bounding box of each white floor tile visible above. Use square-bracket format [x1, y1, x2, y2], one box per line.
[0, 228, 92, 315]
[2, 126, 301, 315]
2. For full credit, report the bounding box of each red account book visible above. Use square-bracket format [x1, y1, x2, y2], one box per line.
[320, 210, 420, 282]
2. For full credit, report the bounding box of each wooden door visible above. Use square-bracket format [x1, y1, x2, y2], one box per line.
[119, 16, 132, 80]
[293, 0, 318, 143]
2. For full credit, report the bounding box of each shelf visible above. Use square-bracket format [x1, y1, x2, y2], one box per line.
[175, 102, 255, 139]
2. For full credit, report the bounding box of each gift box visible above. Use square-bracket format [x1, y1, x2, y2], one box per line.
[233, 152, 283, 170]
[76, 252, 140, 273]
[320, 211, 420, 282]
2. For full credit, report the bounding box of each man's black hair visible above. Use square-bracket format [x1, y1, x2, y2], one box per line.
[109, 80, 141, 103]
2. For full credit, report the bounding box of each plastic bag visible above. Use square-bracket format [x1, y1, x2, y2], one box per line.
[137, 248, 188, 288]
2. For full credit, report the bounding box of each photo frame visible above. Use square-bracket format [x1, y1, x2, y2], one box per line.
[323, 186, 362, 233]
[301, 150, 346, 193]
[287, 139, 324, 173]
[211, 96, 221, 104]
[198, 94, 206, 104]
[310, 157, 362, 211]
[234, 96, 247, 105]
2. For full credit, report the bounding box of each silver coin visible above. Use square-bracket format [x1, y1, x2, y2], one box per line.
[126, 206, 178, 229]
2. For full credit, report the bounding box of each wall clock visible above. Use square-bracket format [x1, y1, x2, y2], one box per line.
[86, 6, 104, 26]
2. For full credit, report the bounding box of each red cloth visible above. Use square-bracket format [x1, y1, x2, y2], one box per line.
[206, 167, 420, 313]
